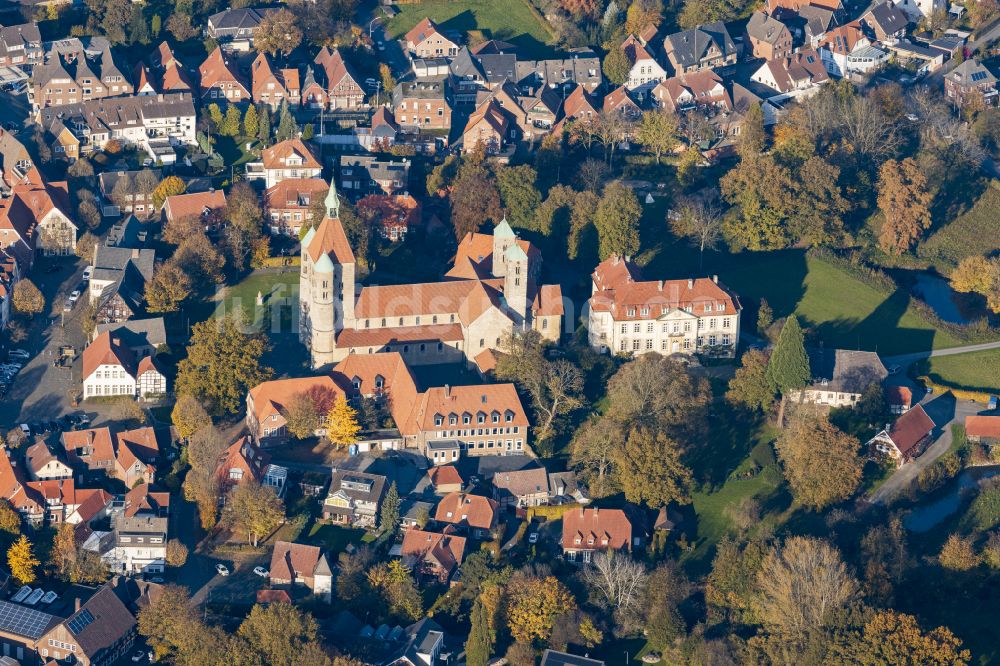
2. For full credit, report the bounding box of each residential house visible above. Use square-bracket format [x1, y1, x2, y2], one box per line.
[198, 47, 250, 103]
[61, 427, 117, 481]
[965, 416, 1000, 446]
[264, 178, 330, 236]
[386, 618, 445, 666]
[215, 436, 271, 493]
[448, 46, 517, 104]
[0, 251, 17, 330]
[94, 317, 167, 359]
[887, 386, 912, 415]
[122, 483, 169, 518]
[147, 41, 193, 94]
[492, 466, 550, 508]
[245, 375, 341, 444]
[518, 85, 562, 137]
[251, 53, 300, 109]
[206, 8, 276, 49]
[0, 446, 46, 523]
[67, 487, 114, 525]
[81, 332, 166, 400]
[62, 425, 159, 485]
[818, 23, 888, 77]
[541, 651, 606, 666]
[890, 0, 944, 21]
[300, 66, 329, 110]
[548, 471, 590, 505]
[868, 403, 935, 464]
[405, 18, 459, 59]
[38, 584, 138, 666]
[652, 69, 731, 114]
[162, 190, 227, 232]
[800, 6, 838, 47]
[29, 44, 132, 109]
[789, 349, 888, 408]
[0, 169, 75, 262]
[98, 170, 158, 220]
[88, 246, 156, 325]
[246, 138, 322, 189]
[392, 78, 453, 130]
[515, 49, 603, 94]
[338, 156, 411, 197]
[746, 12, 794, 60]
[462, 99, 512, 154]
[0, 128, 34, 192]
[562, 507, 634, 563]
[885, 40, 946, 74]
[269, 541, 333, 601]
[751, 48, 829, 99]
[0, 23, 41, 70]
[321, 469, 387, 526]
[25, 443, 73, 481]
[356, 194, 421, 242]
[313, 48, 366, 110]
[767, 0, 844, 16]
[399, 529, 466, 582]
[663, 23, 738, 74]
[106, 514, 167, 574]
[562, 83, 600, 123]
[587, 254, 741, 357]
[434, 491, 498, 538]
[861, 2, 909, 42]
[427, 466, 463, 495]
[945, 59, 998, 108]
[620, 34, 667, 98]
[113, 427, 159, 487]
[602, 85, 642, 121]
[37, 93, 197, 164]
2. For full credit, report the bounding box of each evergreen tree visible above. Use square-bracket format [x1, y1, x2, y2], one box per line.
[275, 101, 297, 142]
[380, 482, 400, 534]
[208, 103, 224, 127]
[151, 14, 161, 38]
[465, 596, 494, 666]
[129, 6, 150, 45]
[258, 106, 271, 146]
[301, 123, 314, 140]
[765, 316, 810, 394]
[243, 105, 259, 139]
[221, 106, 242, 137]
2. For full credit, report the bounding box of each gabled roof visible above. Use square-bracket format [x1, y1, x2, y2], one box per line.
[60, 585, 137, 659]
[163, 190, 226, 222]
[747, 11, 792, 44]
[948, 58, 998, 86]
[62, 427, 116, 464]
[123, 483, 169, 517]
[215, 436, 270, 485]
[664, 21, 737, 67]
[269, 540, 327, 582]
[806, 348, 887, 394]
[885, 385, 912, 408]
[562, 507, 632, 551]
[819, 21, 866, 55]
[427, 465, 463, 488]
[757, 48, 828, 93]
[83, 332, 136, 380]
[622, 34, 656, 65]
[247, 375, 341, 426]
[493, 466, 549, 498]
[603, 85, 640, 113]
[884, 404, 935, 456]
[306, 213, 355, 265]
[562, 83, 599, 120]
[405, 17, 448, 47]
[400, 529, 466, 576]
[434, 492, 498, 531]
[198, 46, 248, 93]
[966, 415, 1000, 440]
[862, 1, 909, 36]
[261, 138, 321, 171]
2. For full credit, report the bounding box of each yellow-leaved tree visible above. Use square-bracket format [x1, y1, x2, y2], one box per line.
[504, 575, 576, 644]
[7, 535, 39, 584]
[324, 395, 361, 447]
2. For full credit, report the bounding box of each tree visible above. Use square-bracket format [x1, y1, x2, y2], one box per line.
[720, 154, 793, 250]
[605, 354, 711, 436]
[726, 349, 774, 412]
[450, 161, 502, 239]
[0, 501, 19, 536]
[861, 518, 908, 605]
[877, 157, 933, 255]
[602, 46, 631, 86]
[379, 63, 396, 98]
[146, 262, 193, 312]
[380, 482, 400, 534]
[593, 109, 630, 167]
[595, 182, 641, 259]
[135, 169, 160, 199]
[112, 396, 147, 425]
[561, 0, 601, 18]
[367, 560, 423, 621]
[466, 595, 495, 666]
[111, 171, 138, 211]
[224, 182, 265, 269]
[166, 12, 197, 41]
[137, 584, 202, 660]
[776, 413, 862, 509]
[584, 551, 648, 624]
[950, 255, 1000, 313]
[837, 611, 970, 665]
[787, 157, 849, 247]
[575, 158, 610, 193]
[758, 299, 774, 336]
[571, 416, 624, 497]
[275, 101, 298, 142]
[738, 102, 766, 159]
[258, 105, 272, 145]
[221, 105, 242, 137]
[238, 602, 319, 666]
[766, 316, 809, 394]
[255, 8, 303, 57]
[757, 536, 858, 633]
[670, 193, 722, 269]
[165, 539, 189, 567]
[227, 480, 284, 546]
[12, 279, 44, 315]
[152, 175, 186, 209]
[171, 395, 211, 441]
[7, 535, 39, 583]
[635, 108, 679, 164]
[79, 199, 101, 230]
[284, 390, 329, 439]
[497, 165, 542, 230]
[504, 575, 576, 644]
[243, 105, 259, 139]
[643, 562, 689, 649]
[625, 0, 662, 32]
[324, 395, 361, 446]
[939, 534, 979, 571]
[615, 428, 693, 507]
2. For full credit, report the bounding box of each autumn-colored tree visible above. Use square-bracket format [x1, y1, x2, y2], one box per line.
[625, 0, 663, 33]
[720, 154, 793, 250]
[367, 560, 423, 621]
[570, 416, 625, 498]
[504, 575, 577, 644]
[137, 584, 203, 660]
[152, 175, 186, 209]
[165, 539, 189, 567]
[243, 104, 259, 139]
[726, 348, 774, 412]
[605, 353, 711, 436]
[939, 534, 979, 571]
[254, 8, 303, 57]
[595, 181, 641, 259]
[324, 395, 361, 446]
[756, 536, 858, 633]
[737, 102, 765, 159]
[950, 255, 1000, 313]
[7, 535, 39, 583]
[146, 261, 193, 312]
[238, 602, 320, 666]
[450, 160, 502, 240]
[175, 314, 271, 415]
[12, 279, 44, 315]
[837, 611, 970, 665]
[705, 537, 767, 626]
[776, 412, 863, 509]
[602, 46, 631, 86]
[0, 500, 19, 536]
[284, 389, 328, 440]
[615, 428, 693, 507]
[75, 231, 99, 260]
[635, 108, 679, 164]
[227, 480, 285, 546]
[877, 157, 933, 255]
[171, 394, 212, 441]
[787, 156, 849, 247]
[561, 0, 601, 17]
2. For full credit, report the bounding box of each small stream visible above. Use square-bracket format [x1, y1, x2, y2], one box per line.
[904, 466, 1000, 533]
[912, 272, 973, 325]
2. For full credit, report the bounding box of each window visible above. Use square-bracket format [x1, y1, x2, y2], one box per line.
[647, 322, 654, 333]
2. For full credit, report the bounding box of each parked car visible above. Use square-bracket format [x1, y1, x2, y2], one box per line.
[215, 563, 230, 576]
[82, 266, 93, 281]
[18, 424, 30, 437]
[253, 566, 268, 577]
[63, 298, 74, 312]
[149, 577, 165, 584]
[528, 532, 539, 544]
[69, 290, 81, 305]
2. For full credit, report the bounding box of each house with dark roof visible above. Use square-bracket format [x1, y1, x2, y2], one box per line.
[945, 58, 998, 108]
[39, 584, 138, 665]
[0, 22, 41, 69]
[205, 7, 276, 47]
[94, 317, 167, 359]
[269, 541, 333, 600]
[867, 403, 935, 464]
[25, 442, 73, 481]
[751, 48, 829, 99]
[791, 349, 888, 408]
[541, 650, 606, 666]
[392, 78, 453, 130]
[492, 466, 550, 508]
[663, 22, 738, 74]
[746, 11, 794, 60]
[448, 46, 517, 104]
[861, 2, 909, 42]
[322, 469, 387, 526]
[515, 49, 603, 94]
[29, 44, 132, 109]
[338, 155, 411, 198]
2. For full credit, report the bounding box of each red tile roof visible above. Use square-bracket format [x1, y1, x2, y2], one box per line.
[400, 529, 466, 577]
[888, 404, 935, 457]
[434, 492, 498, 531]
[562, 507, 632, 551]
[123, 482, 169, 517]
[164, 190, 227, 222]
[405, 18, 442, 47]
[83, 332, 136, 381]
[270, 540, 323, 582]
[886, 386, 912, 407]
[427, 465, 463, 488]
[966, 415, 1000, 440]
[198, 46, 248, 95]
[261, 138, 321, 171]
[306, 213, 355, 265]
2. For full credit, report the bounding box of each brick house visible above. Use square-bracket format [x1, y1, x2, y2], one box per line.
[314, 47, 366, 110]
[392, 78, 453, 130]
[745, 12, 793, 60]
[251, 53, 300, 109]
[405, 18, 459, 59]
[198, 46, 250, 103]
[264, 178, 330, 236]
[945, 59, 998, 108]
[434, 492, 498, 538]
[246, 138, 322, 188]
[399, 529, 467, 582]
[245, 375, 341, 444]
[562, 507, 634, 563]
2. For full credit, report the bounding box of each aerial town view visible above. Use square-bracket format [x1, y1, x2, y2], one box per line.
[0, 0, 997, 662]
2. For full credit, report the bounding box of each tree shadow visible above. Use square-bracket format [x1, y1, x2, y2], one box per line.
[808, 287, 936, 355]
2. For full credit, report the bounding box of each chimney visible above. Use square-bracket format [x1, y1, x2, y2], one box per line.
[713, 274, 718, 284]
[687, 278, 694, 289]
[444, 384, 451, 398]
[658, 280, 663, 291]
[74, 598, 81, 612]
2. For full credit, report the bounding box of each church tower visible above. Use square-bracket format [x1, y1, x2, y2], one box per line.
[504, 243, 529, 322]
[492, 218, 516, 278]
[299, 177, 356, 368]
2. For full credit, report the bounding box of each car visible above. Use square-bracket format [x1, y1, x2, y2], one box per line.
[18, 424, 30, 437]
[132, 650, 145, 662]
[149, 576, 165, 584]
[70, 412, 91, 426]
[63, 298, 74, 312]
[887, 365, 901, 375]
[69, 290, 81, 304]
[527, 532, 539, 544]
[215, 563, 230, 576]
[82, 266, 93, 282]
[253, 566, 268, 577]
[8, 350, 29, 360]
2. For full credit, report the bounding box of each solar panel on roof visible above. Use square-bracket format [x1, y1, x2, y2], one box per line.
[40, 591, 58, 605]
[24, 589, 44, 606]
[66, 608, 95, 635]
[0, 600, 56, 639]
[11, 586, 30, 603]
[971, 71, 988, 81]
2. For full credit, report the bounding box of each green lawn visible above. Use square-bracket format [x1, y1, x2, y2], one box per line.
[920, 179, 1000, 269]
[217, 270, 299, 333]
[386, 0, 555, 58]
[917, 349, 1000, 393]
[305, 523, 367, 555]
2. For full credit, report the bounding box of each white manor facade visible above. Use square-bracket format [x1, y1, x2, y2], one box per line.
[299, 182, 565, 371]
[587, 255, 742, 357]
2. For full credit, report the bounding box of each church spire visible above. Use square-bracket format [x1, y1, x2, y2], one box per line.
[325, 176, 340, 219]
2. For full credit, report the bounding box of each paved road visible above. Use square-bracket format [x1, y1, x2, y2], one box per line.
[883, 340, 1000, 365]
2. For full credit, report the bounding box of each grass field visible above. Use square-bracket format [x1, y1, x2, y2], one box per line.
[918, 349, 1000, 393]
[305, 523, 367, 555]
[920, 179, 1000, 269]
[386, 0, 554, 57]
[217, 270, 299, 333]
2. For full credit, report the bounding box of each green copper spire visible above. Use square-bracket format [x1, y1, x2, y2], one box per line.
[325, 176, 340, 219]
